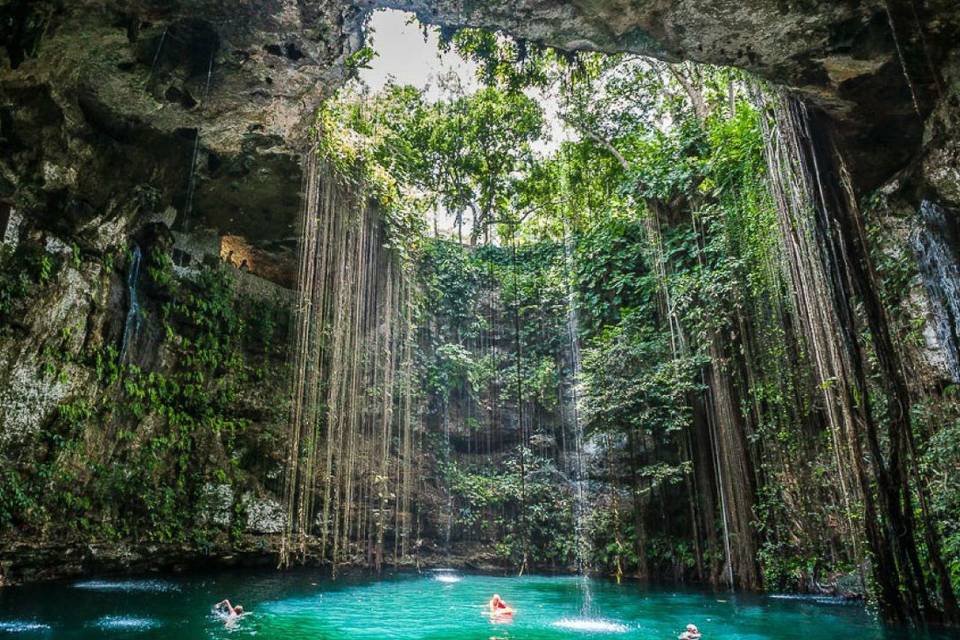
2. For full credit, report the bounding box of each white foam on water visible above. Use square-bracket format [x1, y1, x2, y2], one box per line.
[90, 615, 159, 631]
[768, 594, 855, 606]
[73, 579, 180, 593]
[0, 620, 51, 632]
[552, 617, 629, 633]
[434, 574, 462, 584]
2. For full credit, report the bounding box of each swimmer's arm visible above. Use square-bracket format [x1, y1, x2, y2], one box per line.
[216, 600, 236, 615]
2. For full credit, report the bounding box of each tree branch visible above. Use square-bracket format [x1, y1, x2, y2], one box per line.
[667, 64, 710, 122]
[560, 115, 631, 173]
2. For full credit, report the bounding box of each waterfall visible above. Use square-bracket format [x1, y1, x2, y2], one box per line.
[120, 244, 143, 364]
[443, 402, 453, 553]
[562, 227, 595, 614]
[912, 200, 960, 382]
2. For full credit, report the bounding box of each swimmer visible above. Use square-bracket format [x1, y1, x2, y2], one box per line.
[214, 599, 245, 619]
[679, 624, 702, 640]
[488, 594, 514, 618]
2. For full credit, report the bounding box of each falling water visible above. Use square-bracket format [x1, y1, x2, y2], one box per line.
[443, 403, 454, 552]
[912, 200, 960, 382]
[562, 227, 594, 616]
[119, 244, 143, 364]
[144, 27, 168, 85]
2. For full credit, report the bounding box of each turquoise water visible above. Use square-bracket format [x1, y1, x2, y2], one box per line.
[0, 569, 957, 639]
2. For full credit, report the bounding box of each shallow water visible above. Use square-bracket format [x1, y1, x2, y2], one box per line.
[0, 569, 957, 639]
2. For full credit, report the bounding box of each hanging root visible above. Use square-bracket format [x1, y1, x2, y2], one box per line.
[281, 152, 420, 571]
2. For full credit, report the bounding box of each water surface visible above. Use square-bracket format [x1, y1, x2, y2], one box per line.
[0, 569, 956, 639]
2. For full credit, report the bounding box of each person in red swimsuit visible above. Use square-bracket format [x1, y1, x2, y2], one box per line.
[488, 594, 514, 617]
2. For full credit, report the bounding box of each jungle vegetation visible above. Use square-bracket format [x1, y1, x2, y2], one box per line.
[316, 30, 960, 625]
[2, 19, 958, 630]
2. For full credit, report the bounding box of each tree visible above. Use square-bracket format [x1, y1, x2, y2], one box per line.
[321, 81, 544, 245]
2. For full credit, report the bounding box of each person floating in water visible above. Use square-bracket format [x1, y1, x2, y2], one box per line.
[488, 594, 514, 618]
[679, 623, 702, 640]
[214, 599, 245, 620]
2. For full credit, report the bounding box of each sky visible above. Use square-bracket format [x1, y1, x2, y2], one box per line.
[359, 10, 480, 101]
[358, 10, 569, 153]
[355, 9, 571, 239]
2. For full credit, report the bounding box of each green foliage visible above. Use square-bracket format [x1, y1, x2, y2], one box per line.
[442, 28, 555, 92]
[0, 253, 289, 543]
[916, 393, 960, 590]
[320, 81, 544, 244]
[0, 241, 61, 326]
[573, 217, 654, 334]
[418, 239, 486, 336]
[345, 46, 376, 75]
[582, 309, 704, 438]
[446, 451, 576, 565]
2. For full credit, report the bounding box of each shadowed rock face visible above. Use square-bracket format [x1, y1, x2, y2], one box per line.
[0, 0, 366, 278]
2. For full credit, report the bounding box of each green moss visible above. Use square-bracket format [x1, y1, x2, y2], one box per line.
[0, 241, 62, 329]
[0, 251, 290, 544]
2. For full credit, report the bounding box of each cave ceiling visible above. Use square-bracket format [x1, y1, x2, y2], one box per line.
[0, 0, 957, 284]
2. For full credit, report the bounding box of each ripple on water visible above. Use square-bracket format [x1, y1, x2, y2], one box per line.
[73, 579, 180, 593]
[552, 618, 629, 633]
[435, 574, 462, 584]
[90, 616, 159, 631]
[0, 621, 51, 633]
[768, 594, 857, 606]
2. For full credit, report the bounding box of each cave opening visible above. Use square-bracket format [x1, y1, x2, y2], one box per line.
[276, 6, 960, 627]
[1, 0, 960, 635]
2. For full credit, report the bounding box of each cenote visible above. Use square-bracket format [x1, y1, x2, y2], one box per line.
[2, 571, 954, 640]
[5, 0, 960, 636]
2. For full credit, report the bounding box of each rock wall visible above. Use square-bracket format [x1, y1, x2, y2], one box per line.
[0, 0, 367, 282]
[0, 0, 367, 583]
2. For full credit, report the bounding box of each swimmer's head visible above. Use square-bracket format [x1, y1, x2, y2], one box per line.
[234, 605, 244, 615]
[686, 625, 700, 634]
